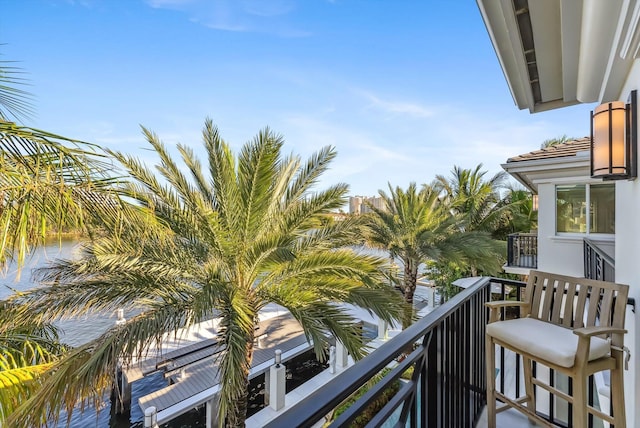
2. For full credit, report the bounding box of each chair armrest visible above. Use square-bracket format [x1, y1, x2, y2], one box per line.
[574, 326, 628, 366]
[573, 326, 627, 338]
[485, 301, 528, 323]
[485, 301, 528, 309]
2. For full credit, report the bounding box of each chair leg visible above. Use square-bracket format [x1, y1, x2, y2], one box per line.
[572, 375, 588, 428]
[486, 334, 496, 428]
[522, 356, 536, 420]
[610, 366, 626, 427]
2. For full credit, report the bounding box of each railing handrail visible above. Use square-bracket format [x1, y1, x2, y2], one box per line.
[264, 275, 634, 428]
[263, 276, 492, 428]
[507, 232, 538, 237]
[490, 277, 526, 288]
[584, 238, 615, 267]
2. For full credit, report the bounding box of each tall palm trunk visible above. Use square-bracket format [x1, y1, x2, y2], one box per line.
[402, 260, 418, 329]
[226, 338, 255, 428]
[470, 265, 478, 277]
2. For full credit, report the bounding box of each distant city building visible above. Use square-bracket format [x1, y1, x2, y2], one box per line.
[349, 196, 363, 215]
[349, 195, 386, 215]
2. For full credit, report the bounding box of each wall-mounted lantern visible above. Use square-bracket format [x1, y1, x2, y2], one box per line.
[531, 194, 538, 212]
[590, 90, 637, 180]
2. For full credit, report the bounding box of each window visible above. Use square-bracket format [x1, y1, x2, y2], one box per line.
[556, 183, 614, 234]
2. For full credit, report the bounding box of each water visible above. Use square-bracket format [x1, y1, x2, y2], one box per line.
[0, 239, 115, 346]
[1, 240, 354, 427]
[1, 240, 201, 427]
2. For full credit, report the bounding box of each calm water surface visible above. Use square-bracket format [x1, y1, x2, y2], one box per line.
[1, 240, 202, 427]
[2, 242, 391, 427]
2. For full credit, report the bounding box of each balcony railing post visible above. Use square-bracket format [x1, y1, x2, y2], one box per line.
[426, 328, 438, 427]
[507, 234, 515, 266]
[265, 277, 494, 428]
[507, 233, 538, 269]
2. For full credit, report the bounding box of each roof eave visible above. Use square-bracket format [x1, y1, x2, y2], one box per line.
[502, 155, 591, 193]
[478, 0, 636, 111]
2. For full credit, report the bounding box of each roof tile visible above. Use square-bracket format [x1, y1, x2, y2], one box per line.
[507, 137, 590, 162]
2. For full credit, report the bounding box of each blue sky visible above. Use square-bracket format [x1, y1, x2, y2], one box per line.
[2, 0, 595, 197]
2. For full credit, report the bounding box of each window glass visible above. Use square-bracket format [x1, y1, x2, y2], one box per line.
[590, 184, 615, 234]
[556, 185, 586, 233]
[555, 183, 615, 234]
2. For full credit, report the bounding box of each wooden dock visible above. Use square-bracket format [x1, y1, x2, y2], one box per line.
[136, 313, 312, 420]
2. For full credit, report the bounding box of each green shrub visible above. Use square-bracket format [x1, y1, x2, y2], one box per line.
[325, 368, 401, 428]
[400, 365, 414, 380]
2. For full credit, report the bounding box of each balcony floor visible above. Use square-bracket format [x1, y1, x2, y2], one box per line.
[477, 405, 541, 427]
[476, 347, 542, 427]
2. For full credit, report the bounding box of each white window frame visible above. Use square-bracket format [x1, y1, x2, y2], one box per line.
[555, 183, 615, 238]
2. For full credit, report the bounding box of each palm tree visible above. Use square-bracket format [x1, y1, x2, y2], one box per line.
[434, 164, 506, 234]
[541, 134, 575, 149]
[0, 58, 121, 424]
[362, 183, 499, 327]
[0, 121, 118, 269]
[0, 54, 34, 123]
[491, 186, 538, 240]
[7, 120, 404, 427]
[0, 56, 119, 270]
[0, 122, 121, 424]
[0, 302, 67, 421]
[434, 165, 507, 276]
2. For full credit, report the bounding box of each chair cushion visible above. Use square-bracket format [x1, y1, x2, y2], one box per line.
[486, 317, 610, 368]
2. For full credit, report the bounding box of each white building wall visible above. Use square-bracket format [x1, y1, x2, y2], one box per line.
[538, 171, 633, 424]
[536, 183, 587, 277]
[615, 177, 639, 428]
[613, 63, 640, 428]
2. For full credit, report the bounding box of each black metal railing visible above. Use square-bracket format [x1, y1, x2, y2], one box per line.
[583, 238, 615, 281]
[265, 276, 633, 428]
[266, 277, 494, 428]
[506, 233, 538, 269]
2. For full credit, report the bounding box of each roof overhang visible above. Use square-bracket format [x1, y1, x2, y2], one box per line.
[477, 0, 639, 113]
[502, 154, 591, 193]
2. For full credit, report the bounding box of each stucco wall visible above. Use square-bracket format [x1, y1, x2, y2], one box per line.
[536, 183, 594, 276]
[615, 62, 640, 428]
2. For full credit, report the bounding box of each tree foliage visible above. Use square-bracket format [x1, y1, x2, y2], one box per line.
[0, 301, 67, 421]
[434, 164, 507, 235]
[0, 53, 34, 124]
[540, 134, 575, 149]
[0, 121, 120, 270]
[0, 57, 121, 425]
[7, 120, 404, 427]
[362, 182, 501, 327]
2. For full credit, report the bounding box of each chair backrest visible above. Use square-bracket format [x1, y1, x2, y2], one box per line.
[523, 270, 629, 346]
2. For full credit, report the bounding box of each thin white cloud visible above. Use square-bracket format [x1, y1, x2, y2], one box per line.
[279, 114, 419, 194]
[357, 90, 434, 119]
[413, 105, 590, 183]
[144, 0, 310, 36]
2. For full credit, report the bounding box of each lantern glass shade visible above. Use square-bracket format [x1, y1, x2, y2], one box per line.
[591, 101, 627, 178]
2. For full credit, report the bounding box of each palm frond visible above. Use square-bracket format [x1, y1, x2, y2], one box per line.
[6, 302, 203, 427]
[0, 57, 34, 123]
[0, 121, 119, 269]
[11, 120, 404, 426]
